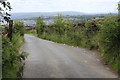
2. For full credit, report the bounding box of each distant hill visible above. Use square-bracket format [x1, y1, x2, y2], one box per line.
[11, 11, 86, 19]
[11, 11, 117, 20]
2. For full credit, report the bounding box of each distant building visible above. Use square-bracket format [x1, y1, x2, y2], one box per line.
[44, 19, 54, 25]
[22, 20, 36, 27]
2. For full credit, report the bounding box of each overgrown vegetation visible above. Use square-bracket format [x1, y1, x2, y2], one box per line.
[2, 21, 28, 78]
[25, 29, 37, 36]
[36, 17, 46, 37]
[97, 16, 120, 72]
[35, 14, 120, 73]
[14, 21, 25, 36]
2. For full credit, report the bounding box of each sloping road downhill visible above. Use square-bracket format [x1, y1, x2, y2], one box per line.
[22, 34, 117, 78]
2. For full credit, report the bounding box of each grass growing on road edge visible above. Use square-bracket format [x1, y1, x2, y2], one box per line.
[25, 29, 37, 36]
[36, 15, 120, 73]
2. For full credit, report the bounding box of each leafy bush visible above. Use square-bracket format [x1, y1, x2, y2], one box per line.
[54, 14, 65, 35]
[36, 14, 120, 72]
[36, 18, 46, 37]
[14, 21, 25, 36]
[2, 21, 27, 78]
[97, 16, 120, 72]
[2, 33, 28, 78]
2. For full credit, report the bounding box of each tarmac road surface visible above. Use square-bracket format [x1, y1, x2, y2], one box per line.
[22, 34, 118, 78]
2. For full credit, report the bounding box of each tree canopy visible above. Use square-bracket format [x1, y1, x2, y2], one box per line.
[0, 0, 12, 22]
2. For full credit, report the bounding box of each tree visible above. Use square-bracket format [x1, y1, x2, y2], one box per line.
[118, 1, 120, 14]
[54, 14, 65, 35]
[54, 14, 74, 36]
[0, 0, 12, 40]
[36, 17, 46, 36]
[0, 0, 12, 22]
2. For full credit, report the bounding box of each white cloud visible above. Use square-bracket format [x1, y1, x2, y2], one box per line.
[9, 0, 119, 13]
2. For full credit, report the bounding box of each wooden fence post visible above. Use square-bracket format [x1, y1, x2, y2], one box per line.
[8, 20, 13, 41]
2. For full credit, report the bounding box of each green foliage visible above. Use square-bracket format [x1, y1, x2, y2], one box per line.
[36, 14, 120, 73]
[2, 34, 21, 78]
[81, 20, 99, 49]
[54, 14, 65, 35]
[14, 21, 25, 36]
[25, 30, 37, 36]
[97, 16, 120, 72]
[36, 17, 46, 37]
[2, 22, 28, 78]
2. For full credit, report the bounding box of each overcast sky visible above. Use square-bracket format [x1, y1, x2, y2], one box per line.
[9, 0, 119, 13]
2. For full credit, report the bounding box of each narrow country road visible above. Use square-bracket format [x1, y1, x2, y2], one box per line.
[22, 34, 117, 78]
